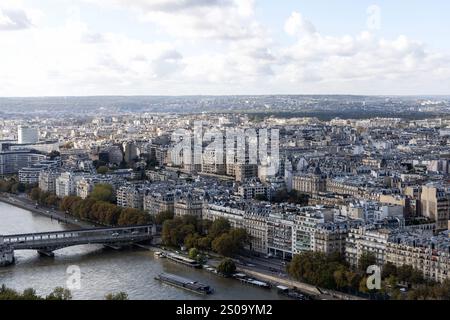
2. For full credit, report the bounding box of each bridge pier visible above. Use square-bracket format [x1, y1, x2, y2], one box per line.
[104, 244, 125, 250]
[0, 244, 15, 266]
[37, 250, 55, 257]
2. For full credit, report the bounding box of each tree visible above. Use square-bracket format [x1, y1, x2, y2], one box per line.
[217, 258, 236, 277]
[48, 150, 60, 160]
[209, 218, 231, 238]
[333, 266, 348, 290]
[184, 233, 200, 250]
[0, 178, 17, 193]
[21, 288, 41, 300]
[432, 280, 450, 300]
[162, 219, 183, 247]
[118, 208, 149, 226]
[382, 262, 398, 279]
[30, 187, 41, 201]
[396, 265, 424, 285]
[359, 277, 370, 294]
[90, 184, 115, 203]
[407, 285, 432, 300]
[229, 228, 249, 250]
[358, 252, 377, 273]
[97, 166, 109, 174]
[188, 248, 199, 260]
[197, 236, 212, 251]
[11, 182, 26, 194]
[0, 284, 20, 300]
[384, 275, 398, 291]
[181, 215, 201, 230]
[46, 287, 72, 300]
[45, 194, 59, 207]
[155, 211, 174, 225]
[287, 252, 347, 289]
[345, 271, 361, 291]
[60, 196, 82, 212]
[212, 233, 237, 257]
[101, 203, 121, 226]
[105, 292, 129, 300]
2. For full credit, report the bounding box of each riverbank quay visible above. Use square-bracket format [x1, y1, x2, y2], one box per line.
[141, 244, 365, 301]
[238, 267, 365, 300]
[0, 193, 97, 229]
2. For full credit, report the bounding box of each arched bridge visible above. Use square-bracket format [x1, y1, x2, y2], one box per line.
[0, 225, 154, 260]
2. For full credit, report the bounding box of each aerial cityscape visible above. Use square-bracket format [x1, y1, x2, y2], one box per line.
[1, 0, 450, 309]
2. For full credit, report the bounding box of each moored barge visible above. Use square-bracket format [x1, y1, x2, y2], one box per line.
[165, 252, 202, 268]
[155, 273, 214, 295]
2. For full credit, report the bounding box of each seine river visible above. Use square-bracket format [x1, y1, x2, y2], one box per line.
[0, 201, 285, 300]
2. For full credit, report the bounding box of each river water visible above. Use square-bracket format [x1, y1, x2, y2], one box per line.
[0, 201, 285, 300]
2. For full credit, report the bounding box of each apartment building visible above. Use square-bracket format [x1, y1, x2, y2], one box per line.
[117, 185, 145, 210]
[314, 220, 364, 256]
[345, 226, 392, 267]
[292, 167, 326, 195]
[326, 178, 362, 198]
[174, 193, 203, 218]
[55, 172, 83, 198]
[266, 212, 294, 260]
[202, 202, 245, 229]
[243, 212, 268, 254]
[237, 182, 271, 200]
[293, 211, 325, 253]
[39, 170, 60, 194]
[421, 185, 450, 231]
[144, 191, 175, 215]
[386, 232, 450, 283]
[19, 160, 60, 184]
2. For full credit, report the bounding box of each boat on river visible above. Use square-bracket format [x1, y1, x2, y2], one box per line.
[165, 252, 202, 268]
[155, 273, 214, 295]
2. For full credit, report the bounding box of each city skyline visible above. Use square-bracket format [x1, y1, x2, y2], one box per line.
[3, 0, 450, 307]
[1, 0, 450, 97]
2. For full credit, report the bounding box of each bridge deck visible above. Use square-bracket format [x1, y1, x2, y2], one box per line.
[0, 225, 153, 251]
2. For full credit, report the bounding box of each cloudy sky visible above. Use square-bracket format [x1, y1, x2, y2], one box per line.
[1, 0, 450, 96]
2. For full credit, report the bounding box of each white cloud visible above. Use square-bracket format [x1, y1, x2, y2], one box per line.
[276, 11, 450, 94]
[0, 3, 449, 96]
[84, 0, 262, 40]
[0, 3, 34, 31]
[284, 11, 316, 37]
[0, 9, 187, 96]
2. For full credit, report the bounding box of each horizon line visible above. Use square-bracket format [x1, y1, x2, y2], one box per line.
[1, 94, 450, 99]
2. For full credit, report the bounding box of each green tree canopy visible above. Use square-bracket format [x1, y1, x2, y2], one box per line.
[358, 252, 377, 273]
[188, 247, 199, 260]
[97, 166, 109, 174]
[105, 292, 129, 300]
[118, 208, 149, 226]
[90, 184, 115, 203]
[217, 258, 236, 277]
[46, 287, 72, 300]
[212, 233, 237, 257]
[154, 211, 174, 225]
[209, 218, 231, 238]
